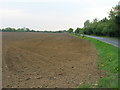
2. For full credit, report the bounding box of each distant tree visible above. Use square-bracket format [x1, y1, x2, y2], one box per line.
[30, 30, 36, 32]
[100, 17, 108, 22]
[2, 27, 16, 32]
[68, 28, 73, 33]
[1, 27, 37, 32]
[63, 30, 67, 32]
[84, 20, 90, 28]
[25, 28, 30, 32]
[75, 28, 81, 34]
[93, 18, 98, 23]
[17, 28, 25, 32]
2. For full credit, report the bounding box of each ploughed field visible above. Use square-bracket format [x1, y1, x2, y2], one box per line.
[2, 32, 103, 88]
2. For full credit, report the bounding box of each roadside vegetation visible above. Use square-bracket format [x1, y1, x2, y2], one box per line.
[72, 34, 119, 88]
[68, 4, 120, 88]
[83, 5, 120, 37]
[68, 5, 120, 37]
[83, 36, 119, 88]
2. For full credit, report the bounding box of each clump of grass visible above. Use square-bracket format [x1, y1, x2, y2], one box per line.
[72, 34, 119, 88]
[83, 36, 118, 73]
[98, 74, 118, 88]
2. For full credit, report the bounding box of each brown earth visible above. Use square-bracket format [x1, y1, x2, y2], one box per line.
[2, 32, 104, 88]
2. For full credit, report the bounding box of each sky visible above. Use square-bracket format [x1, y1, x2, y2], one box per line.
[0, 0, 119, 31]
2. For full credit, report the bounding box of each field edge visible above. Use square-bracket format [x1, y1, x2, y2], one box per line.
[71, 34, 119, 88]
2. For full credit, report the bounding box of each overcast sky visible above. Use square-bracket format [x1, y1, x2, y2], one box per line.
[0, 0, 119, 31]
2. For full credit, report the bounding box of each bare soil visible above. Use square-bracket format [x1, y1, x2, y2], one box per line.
[2, 32, 104, 88]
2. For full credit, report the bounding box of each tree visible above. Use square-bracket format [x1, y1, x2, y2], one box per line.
[84, 20, 90, 28]
[75, 28, 81, 34]
[2, 27, 16, 32]
[93, 18, 98, 23]
[108, 9, 116, 20]
[68, 28, 73, 33]
[114, 5, 120, 36]
[83, 5, 120, 37]
[25, 28, 30, 32]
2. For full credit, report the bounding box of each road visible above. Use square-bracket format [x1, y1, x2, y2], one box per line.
[85, 35, 119, 48]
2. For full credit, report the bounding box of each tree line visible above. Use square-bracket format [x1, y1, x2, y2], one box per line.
[0, 27, 67, 33]
[0, 27, 42, 32]
[0, 27, 38, 32]
[68, 5, 120, 37]
[1, 5, 119, 37]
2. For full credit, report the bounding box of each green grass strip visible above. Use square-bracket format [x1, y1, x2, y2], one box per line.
[71, 34, 119, 88]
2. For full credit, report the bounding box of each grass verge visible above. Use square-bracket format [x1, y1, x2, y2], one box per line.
[71, 34, 119, 88]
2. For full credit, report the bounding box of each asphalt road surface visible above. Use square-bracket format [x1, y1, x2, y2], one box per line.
[85, 35, 119, 48]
